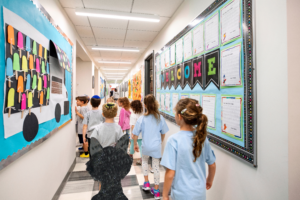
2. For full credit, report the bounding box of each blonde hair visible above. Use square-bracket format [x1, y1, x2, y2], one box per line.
[106, 97, 114, 103]
[102, 103, 118, 118]
[174, 98, 208, 162]
[144, 94, 160, 121]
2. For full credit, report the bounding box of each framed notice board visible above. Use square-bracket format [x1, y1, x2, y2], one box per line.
[155, 0, 257, 167]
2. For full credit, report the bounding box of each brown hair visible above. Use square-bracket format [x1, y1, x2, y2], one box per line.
[102, 103, 118, 118]
[76, 96, 88, 104]
[91, 98, 101, 108]
[130, 100, 143, 114]
[144, 94, 160, 121]
[174, 98, 208, 162]
[118, 97, 130, 110]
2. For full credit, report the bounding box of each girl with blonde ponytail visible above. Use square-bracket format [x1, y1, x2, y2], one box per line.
[160, 98, 216, 200]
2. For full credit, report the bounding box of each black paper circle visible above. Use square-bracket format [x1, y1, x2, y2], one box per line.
[55, 103, 61, 123]
[23, 113, 39, 142]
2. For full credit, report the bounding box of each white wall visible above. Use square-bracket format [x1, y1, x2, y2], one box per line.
[287, 0, 300, 199]
[0, 0, 96, 199]
[76, 58, 93, 98]
[128, 0, 290, 199]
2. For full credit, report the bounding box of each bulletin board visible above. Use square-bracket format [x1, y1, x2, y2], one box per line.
[0, 0, 74, 171]
[155, 0, 256, 166]
[132, 70, 142, 100]
[100, 77, 105, 99]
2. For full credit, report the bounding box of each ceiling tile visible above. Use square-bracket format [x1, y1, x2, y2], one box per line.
[81, 37, 96, 46]
[59, 0, 83, 8]
[96, 39, 124, 47]
[75, 26, 94, 37]
[89, 17, 128, 29]
[124, 40, 151, 49]
[132, 0, 183, 17]
[125, 30, 158, 41]
[82, 0, 133, 12]
[128, 17, 169, 31]
[93, 27, 126, 40]
[99, 51, 123, 59]
[64, 8, 89, 26]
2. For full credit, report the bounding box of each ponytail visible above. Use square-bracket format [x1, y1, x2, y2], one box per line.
[193, 114, 208, 162]
[175, 98, 208, 162]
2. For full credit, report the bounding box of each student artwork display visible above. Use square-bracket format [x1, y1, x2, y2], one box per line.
[1, 3, 73, 171]
[132, 70, 142, 100]
[155, 0, 256, 166]
[100, 77, 105, 99]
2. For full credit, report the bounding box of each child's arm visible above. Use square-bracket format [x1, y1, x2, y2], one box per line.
[131, 125, 135, 139]
[118, 108, 124, 129]
[206, 162, 216, 190]
[163, 168, 175, 200]
[82, 124, 88, 144]
[76, 110, 84, 119]
[161, 134, 166, 142]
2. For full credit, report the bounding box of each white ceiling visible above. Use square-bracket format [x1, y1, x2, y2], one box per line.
[60, 0, 184, 79]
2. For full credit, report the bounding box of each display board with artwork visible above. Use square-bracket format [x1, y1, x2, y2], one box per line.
[155, 0, 256, 166]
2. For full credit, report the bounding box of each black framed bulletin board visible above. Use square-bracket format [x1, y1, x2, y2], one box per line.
[155, 0, 257, 167]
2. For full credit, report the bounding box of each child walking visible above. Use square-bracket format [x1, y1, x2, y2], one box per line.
[133, 94, 169, 199]
[75, 96, 90, 153]
[129, 100, 143, 164]
[118, 97, 131, 136]
[90, 102, 125, 190]
[81, 95, 105, 158]
[160, 98, 216, 200]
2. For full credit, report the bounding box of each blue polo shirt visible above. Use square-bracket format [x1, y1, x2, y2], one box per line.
[161, 131, 216, 200]
[133, 114, 169, 158]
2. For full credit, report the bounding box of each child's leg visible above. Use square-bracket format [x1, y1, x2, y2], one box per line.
[152, 157, 160, 190]
[137, 139, 142, 157]
[99, 182, 101, 191]
[142, 155, 149, 182]
[129, 139, 135, 155]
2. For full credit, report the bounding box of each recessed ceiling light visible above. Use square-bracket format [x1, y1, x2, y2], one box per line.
[93, 47, 139, 52]
[75, 8, 160, 23]
[98, 61, 131, 64]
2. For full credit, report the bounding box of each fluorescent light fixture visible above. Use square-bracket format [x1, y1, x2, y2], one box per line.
[93, 47, 139, 52]
[98, 61, 131, 64]
[102, 68, 129, 70]
[75, 8, 160, 22]
[105, 73, 126, 74]
[189, 19, 202, 26]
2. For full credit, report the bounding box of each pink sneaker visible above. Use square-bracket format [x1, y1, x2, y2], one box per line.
[151, 187, 161, 199]
[142, 181, 150, 191]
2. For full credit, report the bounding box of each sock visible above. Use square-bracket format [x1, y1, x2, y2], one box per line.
[85, 152, 88, 155]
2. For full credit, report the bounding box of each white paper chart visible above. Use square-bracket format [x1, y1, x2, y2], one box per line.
[165, 48, 170, 68]
[221, 97, 241, 138]
[221, 0, 241, 44]
[193, 24, 204, 55]
[161, 94, 165, 110]
[181, 94, 189, 99]
[202, 95, 216, 129]
[190, 94, 200, 103]
[165, 93, 170, 112]
[221, 44, 241, 86]
[172, 93, 179, 113]
[156, 55, 160, 71]
[184, 32, 192, 60]
[170, 44, 176, 66]
[156, 93, 160, 108]
[161, 53, 164, 69]
[176, 39, 183, 64]
[205, 12, 219, 51]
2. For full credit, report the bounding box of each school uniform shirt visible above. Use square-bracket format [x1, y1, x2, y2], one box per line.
[160, 131, 216, 200]
[118, 108, 131, 130]
[77, 106, 90, 135]
[114, 92, 119, 99]
[83, 110, 105, 138]
[91, 122, 124, 148]
[133, 114, 169, 158]
[130, 112, 143, 139]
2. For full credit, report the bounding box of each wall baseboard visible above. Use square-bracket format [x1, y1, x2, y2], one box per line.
[52, 158, 76, 200]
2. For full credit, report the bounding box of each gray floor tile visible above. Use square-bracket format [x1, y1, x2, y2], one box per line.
[61, 180, 94, 194]
[68, 171, 92, 181]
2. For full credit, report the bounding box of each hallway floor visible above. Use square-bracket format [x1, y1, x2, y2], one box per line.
[58, 151, 169, 200]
